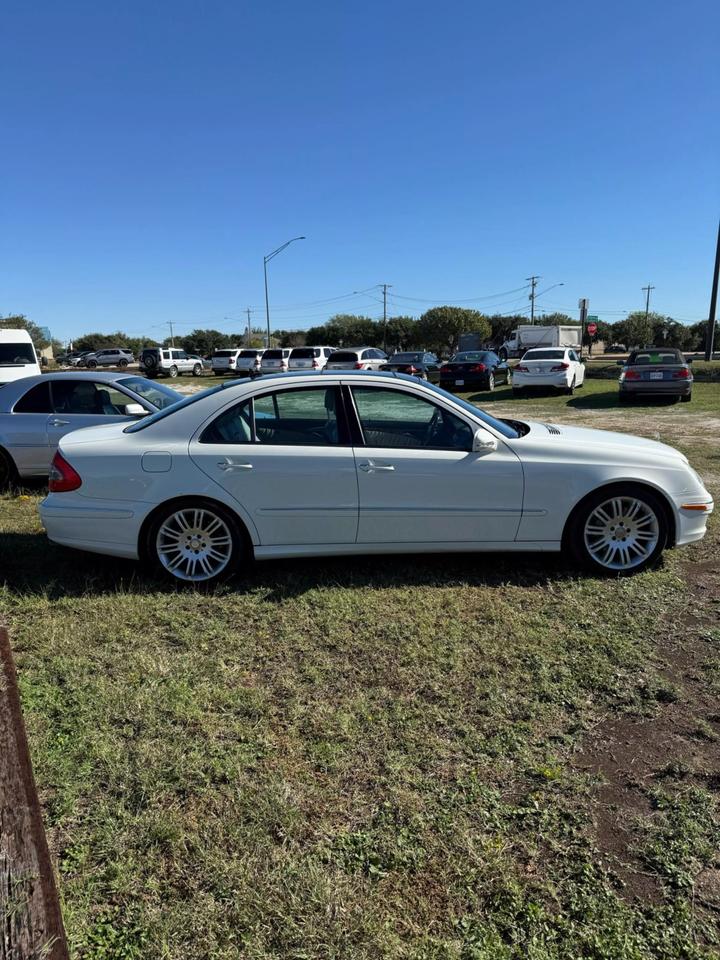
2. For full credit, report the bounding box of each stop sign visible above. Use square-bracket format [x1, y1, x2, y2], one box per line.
[587, 322, 597, 335]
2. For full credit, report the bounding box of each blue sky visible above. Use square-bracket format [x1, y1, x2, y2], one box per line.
[2, 0, 718, 343]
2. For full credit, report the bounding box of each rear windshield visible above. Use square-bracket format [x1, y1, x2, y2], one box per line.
[239, 350, 260, 358]
[390, 353, 423, 362]
[523, 349, 565, 360]
[263, 349, 286, 359]
[630, 350, 683, 365]
[213, 350, 236, 358]
[451, 352, 490, 362]
[289, 348, 318, 359]
[327, 351, 358, 362]
[0, 343, 36, 365]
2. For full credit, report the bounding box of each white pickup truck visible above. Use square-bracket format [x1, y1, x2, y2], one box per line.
[499, 325, 581, 360]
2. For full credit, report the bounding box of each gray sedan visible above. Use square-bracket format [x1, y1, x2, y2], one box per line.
[0, 372, 182, 486]
[618, 348, 693, 403]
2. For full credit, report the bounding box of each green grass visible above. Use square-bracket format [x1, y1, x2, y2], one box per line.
[1, 391, 719, 958]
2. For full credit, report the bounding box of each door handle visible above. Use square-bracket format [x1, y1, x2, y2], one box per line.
[358, 460, 395, 473]
[49, 418, 70, 427]
[217, 458, 253, 471]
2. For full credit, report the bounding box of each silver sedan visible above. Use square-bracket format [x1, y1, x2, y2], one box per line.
[0, 372, 181, 487]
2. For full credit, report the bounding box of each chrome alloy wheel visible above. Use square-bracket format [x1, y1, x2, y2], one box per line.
[583, 496, 660, 571]
[156, 508, 233, 581]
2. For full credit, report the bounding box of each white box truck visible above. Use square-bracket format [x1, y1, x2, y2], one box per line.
[0, 329, 42, 386]
[498, 325, 581, 360]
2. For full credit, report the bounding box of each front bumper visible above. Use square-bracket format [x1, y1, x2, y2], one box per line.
[672, 494, 714, 546]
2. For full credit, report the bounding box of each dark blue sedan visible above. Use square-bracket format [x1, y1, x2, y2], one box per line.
[439, 350, 511, 392]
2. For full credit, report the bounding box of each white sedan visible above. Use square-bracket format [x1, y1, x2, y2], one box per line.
[38, 372, 712, 584]
[512, 347, 585, 396]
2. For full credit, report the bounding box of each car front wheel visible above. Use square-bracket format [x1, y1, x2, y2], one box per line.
[567, 486, 668, 576]
[168, 365, 179, 378]
[192, 363, 202, 376]
[147, 500, 245, 585]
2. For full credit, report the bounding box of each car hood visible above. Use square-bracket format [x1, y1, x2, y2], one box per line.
[517, 420, 688, 464]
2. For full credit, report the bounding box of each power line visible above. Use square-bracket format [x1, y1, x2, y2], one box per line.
[642, 283, 655, 320]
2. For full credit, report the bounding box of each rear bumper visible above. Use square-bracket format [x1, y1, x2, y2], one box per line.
[39, 495, 146, 559]
[512, 373, 570, 389]
[440, 376, 489, 391]
[620, 381, 692, 397]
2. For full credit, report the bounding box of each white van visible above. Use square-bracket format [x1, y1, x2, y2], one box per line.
[0, 329, 42, 386]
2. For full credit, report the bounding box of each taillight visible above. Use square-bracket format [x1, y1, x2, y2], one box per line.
[312, 359, 320, 368]
[515, 364, 529, 373]
[354, 362, 365, 369]
[673, 368, 691, 379]
[550, 362, 570, 371]
[468, 363, 487, 373]
[407, 365, 418, 374]
[49, 451, 82, 493]
[623, 369, 642, 380]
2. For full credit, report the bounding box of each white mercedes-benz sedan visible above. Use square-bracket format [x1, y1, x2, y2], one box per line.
[38, 371, 713, 584]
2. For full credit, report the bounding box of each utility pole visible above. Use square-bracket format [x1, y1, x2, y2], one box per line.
[245, 308, 252, 347]
[642, 283, 655, 320]
[526, 276, 540, 324]
[704, 220, 720, 362]
[381, 283, 392, 353]
[167, 321, 175, 347]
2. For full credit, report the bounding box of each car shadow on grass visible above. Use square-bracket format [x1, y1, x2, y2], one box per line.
[567, 392, 681, 410]
[0, 530, 584, 601]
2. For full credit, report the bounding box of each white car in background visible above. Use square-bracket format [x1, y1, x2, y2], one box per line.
[260, 348, 292, 374]
[39, 372, 712, 584]
[325, 347, 388, 370]
[512, 347, 585, 396]
[288, 346, 335, 371]
[0, 329, 42, 385]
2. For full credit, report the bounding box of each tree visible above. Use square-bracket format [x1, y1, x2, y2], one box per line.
[180, 329, 234, 356]
[488, 314, 526, 345]
[535, 312, 576, 325]
[313, 314, 379, 347]
[618, 311, 660, 349]
[416, 306, 491, 354]
[384, 316, 418, 351]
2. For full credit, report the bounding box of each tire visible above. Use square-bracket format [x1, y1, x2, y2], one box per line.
[619, 392, 632, 404]
[487, 373, 495, 392]
[681, 393, 692, 403]
[0, 448, 18, 491]
[146, 499, 247, 586]
[512, 388, 524, 398]
[86, 359, 97, 369]
[145, 372, 157, 380]
[192, 364, 202, 377]
[566, 484, 669, 577]
[168, 365, 179, 378]
[565, 378, 576, 396]
[118, 359, 129, 368]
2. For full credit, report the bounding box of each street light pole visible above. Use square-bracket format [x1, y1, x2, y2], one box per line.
[263, 236, 306, 348]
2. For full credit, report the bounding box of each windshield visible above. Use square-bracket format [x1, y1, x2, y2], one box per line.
[0, 343, 36, 365]
[523, 349, 565, 360]
[213, 350, 236, 358]
[125, 383, 227, 432]
[451, 352, 490, 362]
[263, 349, 286, 359]
[239, 350, 260, 358]
[327, 351, 357, 362]
[117, 376, 183, 410]
[630, 350, 683, 365]
[290, 348, 317, 359]
[422, 381, 521, 439]
[390, 353, 423, 362]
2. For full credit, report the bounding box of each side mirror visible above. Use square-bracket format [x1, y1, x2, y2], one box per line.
[125, 403, 147, 417]
[472, 427, 498, 454]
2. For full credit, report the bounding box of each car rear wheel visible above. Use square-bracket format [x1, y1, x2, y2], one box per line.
[619, 392, 632, 404]
[681, 393, 692, 403]
[512, 388, 524, 398]
[192, 363, 202, 376]
[86, 359, 97, 368]
[567, 485, 668, 576]
[118, 359, 128, 368]
[487, 373, 495, 392]
[168, 365, 179, 378]
[147, 500, 246, 585]
[565, 377, 576, 396]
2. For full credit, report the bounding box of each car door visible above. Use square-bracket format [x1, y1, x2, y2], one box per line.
[189, 384, 358, 546]
[346, 384, 523, 544]
[46, 380, 149, 457]
[3, 381, 54, 475]
[568, 350, 584, 384]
